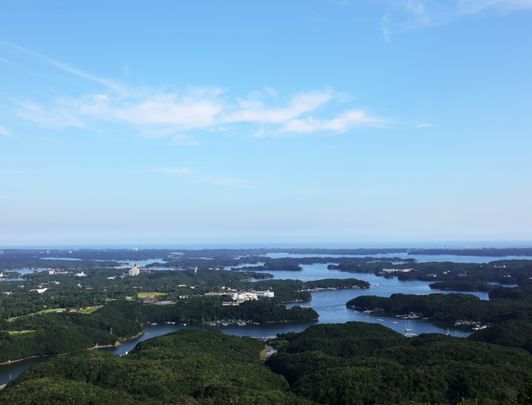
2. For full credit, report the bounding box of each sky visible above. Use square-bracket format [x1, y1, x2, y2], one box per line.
[0, 0, 531, 247]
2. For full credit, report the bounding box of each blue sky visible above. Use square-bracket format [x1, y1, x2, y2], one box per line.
[1, 0, 531, 246]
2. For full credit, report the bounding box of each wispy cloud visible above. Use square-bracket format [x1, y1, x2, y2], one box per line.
[17, 100, 87, 128]
[0, 125, 12, 137]
[3, 43, 386, 139]
[158, 167, 246, 187]
[0, 165, 245, 187]
[168, 134, 202, 147]
[224, 91, 333, 124]
[280, 109, 385, 135]
[15, 87, 385, 138]
[0, 41, 125, 93]
[416, 122, 434, 128]
[158, 167, 192, 175]
[380, 0, 532, 40]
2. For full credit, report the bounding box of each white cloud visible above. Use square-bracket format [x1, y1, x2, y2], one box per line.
[416, 122, 434, 128]
[380, 0, 532, 40]
[113, 93, 223, 128]
[458, 0, 532, 14]
[224, 91, 333, 124]
[158, 167, 192, 175]
[6, 43, 386, 138]
[16, 87, 385, 138]
[0, 125, 11, 136]
[199, 176, 245, 187]
[18, 100, 87, 128]
[158, 167, 245, 187]
[168, 134, 202, 147]
[281, 109, 384, 134]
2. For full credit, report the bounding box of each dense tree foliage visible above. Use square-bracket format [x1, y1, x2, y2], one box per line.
[268, 322, 532, 404]
[303, 278, 369, 290]
[429, 280, 494, 292]
[347, 292, 532, 325]
[347, 285, 532, 354]
[4, 324, 531, 404]
[0, 297, 317, 363]
[0, 329, 307, 404]
[470, 319, 532, 353]
[329, 259, 532, 288]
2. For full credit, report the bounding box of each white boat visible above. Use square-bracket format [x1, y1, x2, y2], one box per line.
[404, 321, 417, 337]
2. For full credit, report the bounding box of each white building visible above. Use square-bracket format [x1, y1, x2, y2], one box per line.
[128, 264, 141, 277]
[48, 269, 69, 275]
[254, 290, 275, 298]
[30, 287, 48, 294]
[235, 292, 258, 302]
[381, 268, 413, 273]
[74, 271, 87, 277]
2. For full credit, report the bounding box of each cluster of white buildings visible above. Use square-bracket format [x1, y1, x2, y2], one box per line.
[48, 269, 70, 275]
[206, 288, 274, 304]
[381, 268, 413, 273]
[30, 287, 49, 294]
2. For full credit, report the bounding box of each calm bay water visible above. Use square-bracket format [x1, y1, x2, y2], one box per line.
[265, 252, 532, 263]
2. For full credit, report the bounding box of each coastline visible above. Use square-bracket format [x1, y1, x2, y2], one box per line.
[0, 355, 42, 367]
[0, 330, 145, 367]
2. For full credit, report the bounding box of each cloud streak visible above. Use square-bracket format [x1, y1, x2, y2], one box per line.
[380, 0, 532, 40]
[0, 41, 125, 93]
[0, 125, 12, 137]
[158, 167, 246, 187]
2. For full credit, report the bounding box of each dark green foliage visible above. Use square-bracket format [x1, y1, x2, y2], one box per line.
[330, 259, 532, 288]
[1, 329, 306, 404]
[429, 280, 494, 292]
[268, 322, 532, 404]
[470, 318, 532, 353]
[0, 310, 138, 362]
[347, 292, 532, 324]
[2, 321, 532, 404]
[0, 377, 145, 404]
[346, 287, 532, 354]
[0, 298, 317, 363]
[303, 278, 369, 290]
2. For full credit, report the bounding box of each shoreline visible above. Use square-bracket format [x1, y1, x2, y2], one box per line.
[0, 330, 145, 367]
[0, 355, 42, 367]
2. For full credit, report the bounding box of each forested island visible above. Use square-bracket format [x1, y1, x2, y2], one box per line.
[347, 284, 532, 353]
[329, 259, 532, 289]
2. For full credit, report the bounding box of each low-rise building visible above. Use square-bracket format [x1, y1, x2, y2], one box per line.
[254, 290, 275, 298]
[30, 287, 48, 294]
[235, 291, 258, 302]
[128, 264, 141, 277]
[381, 268, 413, 273]
[48, 269, 69, 275]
